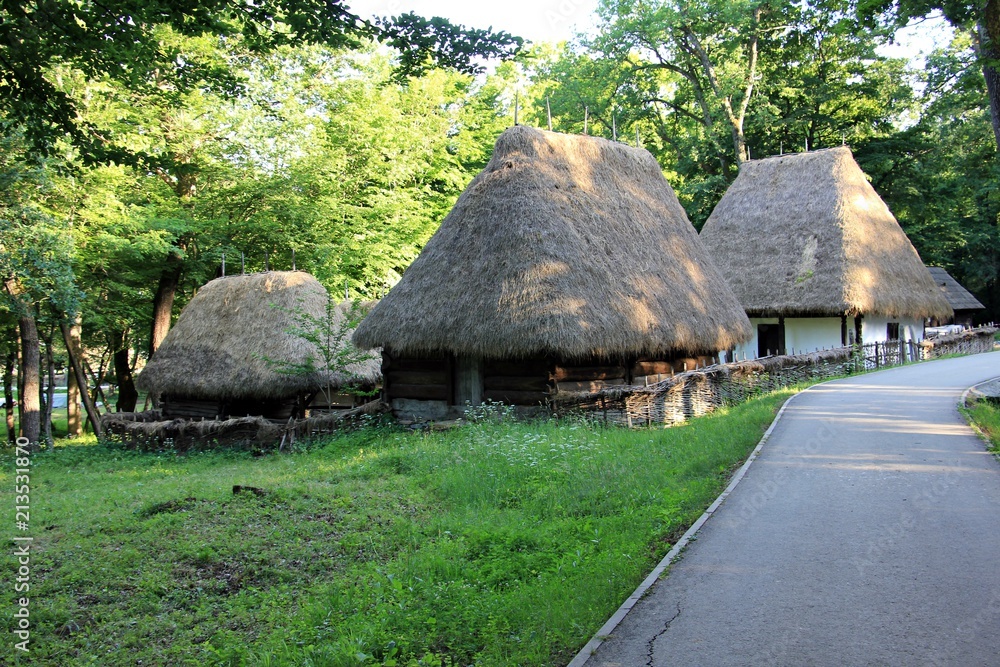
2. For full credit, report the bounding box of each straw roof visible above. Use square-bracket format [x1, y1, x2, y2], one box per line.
[926, 266, 984, 312]
[353, 126, 751, 359]
[137, 272, 381, 401]
[700, 147, 953, 320]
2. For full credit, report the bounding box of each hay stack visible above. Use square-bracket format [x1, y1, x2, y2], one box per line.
[700, 147, 952, 321]
[354, 126, 751, 359]
[137, 271, 380, 401]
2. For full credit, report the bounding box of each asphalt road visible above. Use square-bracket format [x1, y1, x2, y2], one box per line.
[579, 352, 1000, 667]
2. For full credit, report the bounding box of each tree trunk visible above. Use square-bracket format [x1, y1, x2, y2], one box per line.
[111, 329, 138, 412]
[3, 348, 15, 444]
[149, 263, 182, 358]
[85, 357, 111, 411]
[60, 321, 103, 438]
[42, 328, 55, 446]
[982, 1, 1000, 150]
[16, 325, 23, 417]
[66, 317, 83, 436]
[17, 314, 41, 447]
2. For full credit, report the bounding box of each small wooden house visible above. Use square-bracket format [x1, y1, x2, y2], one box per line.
[137, 271, 380, 420]
[699, 147, 952, 359]
[352, 126, 752, 421]
[926, 266, 984, 328]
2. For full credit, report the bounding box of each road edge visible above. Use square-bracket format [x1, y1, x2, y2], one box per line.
[961, 376, 1000, 407]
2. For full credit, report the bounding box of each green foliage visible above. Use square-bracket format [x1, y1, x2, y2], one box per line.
[0, 124, 81, 320]
[533, 0, 910, 226]
[192, 45, 507, 296]
[858, 32, 1000, 321]
[263, 297, 377, 404]
[963, 397, 1000, 454]
[0, 0, 521, 163]
[0, 391, 793, 666]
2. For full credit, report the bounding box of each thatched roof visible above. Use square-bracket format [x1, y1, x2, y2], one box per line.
[699, 147, 953, 320]
[136, 272, 381, 401]
[353, 126, 752, 359]
[926, 266, 984, 311]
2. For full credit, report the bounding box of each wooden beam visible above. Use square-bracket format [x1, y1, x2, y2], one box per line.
[386, 384, 449, 401]
[553, 365, 627, 382]
[484, 375, 550, 391]
[386, 370, 448, 386]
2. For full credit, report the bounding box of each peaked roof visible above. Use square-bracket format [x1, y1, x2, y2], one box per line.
[926, 266, 985, 311]
[353, 126, 752, 359]
[699, 147, 953, 320]
[137, 272, 380, 401]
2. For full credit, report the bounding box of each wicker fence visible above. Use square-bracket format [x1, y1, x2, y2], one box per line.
[920, 327, 998, 359]
[101, 400, 386, 451]
[553, 327, 998, 428]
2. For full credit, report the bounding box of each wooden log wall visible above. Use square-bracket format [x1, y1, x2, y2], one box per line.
[162, 395, 301, 421]
[483, 357, 552, 405]
[310, 392, 362, 410]
[553, 360, 627, 394]
[383, 354, 453, 403]
[225, 397, 298, 420]
[381, 351, 723, 413]
[162, 396, 221, 419]
[631, 355, 718, 386]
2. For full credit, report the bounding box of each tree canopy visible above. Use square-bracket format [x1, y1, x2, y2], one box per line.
[0, 0, 522, 162]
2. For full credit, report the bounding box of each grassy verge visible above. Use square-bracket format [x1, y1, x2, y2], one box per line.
[1, 390, 795, 667]
[962, 397, 1000, 455]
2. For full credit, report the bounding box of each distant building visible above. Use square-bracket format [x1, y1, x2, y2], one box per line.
[700, 146, 952, 359]
[926, 266, 985, 328]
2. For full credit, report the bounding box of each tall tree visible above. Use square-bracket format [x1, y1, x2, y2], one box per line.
[537, 0, 907, 225]
[0, 0, 521, 163]
[591, 0, 787, 173]
[858, 33, 1000, 321]
[1, 318, 15, 443]
[871, 0, 1000, 149]
[201, 45, 512, 296]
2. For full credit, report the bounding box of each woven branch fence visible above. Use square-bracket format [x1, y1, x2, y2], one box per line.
[102, 400, 387, 451]
[552, 327, 998, 428]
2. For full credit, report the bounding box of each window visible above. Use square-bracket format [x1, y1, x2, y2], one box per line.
[886, 322, 900, 341]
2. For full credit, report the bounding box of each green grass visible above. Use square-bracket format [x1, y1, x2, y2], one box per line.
[0, 391, 795, 666]
[963, 398, 1000, 455]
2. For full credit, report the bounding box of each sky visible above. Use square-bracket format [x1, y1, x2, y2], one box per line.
[345, 1, 954, 66]
[878, 13, 955, 64]
[346, 0, 953, 60]
[345, 0, 602, 45]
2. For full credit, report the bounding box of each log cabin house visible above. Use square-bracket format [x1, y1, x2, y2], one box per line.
[699, 147, 952, 360]
[352, 126, 752, 422]
[137, 271, 380, 420]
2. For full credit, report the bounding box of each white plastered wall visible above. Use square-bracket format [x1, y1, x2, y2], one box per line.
[724, 314, 927, 362]
[861, 315, 925, 344]
[783, 317, 844, 353]
[731, 317, 844, 360]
